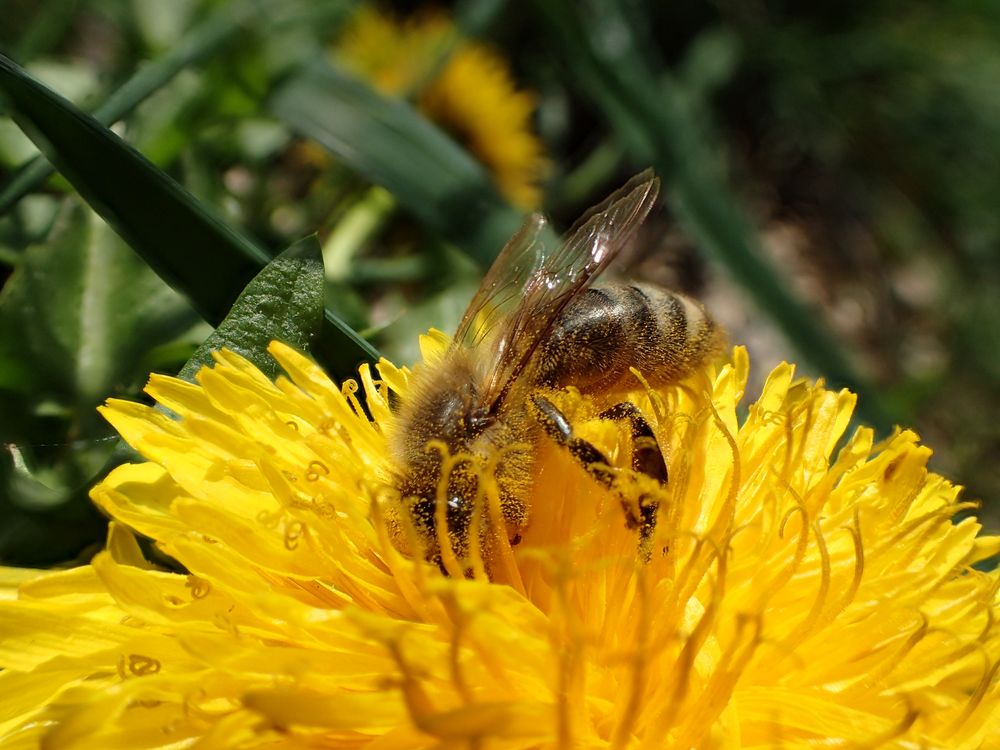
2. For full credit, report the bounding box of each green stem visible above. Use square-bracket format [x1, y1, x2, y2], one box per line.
[322, 185, 398, 281]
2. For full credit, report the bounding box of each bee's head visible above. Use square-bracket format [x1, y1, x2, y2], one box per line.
[390, 453, 501, 575]
[404, 380, 492, 452]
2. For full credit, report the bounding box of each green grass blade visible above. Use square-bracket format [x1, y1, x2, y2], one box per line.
[6, 0, 81, 62]
[270, 59, 525, 266]
[0, 52, 267, 323]
[0, 52, 377, 374]
[0, 0, 356, 217]
[0, 2, 251, 215]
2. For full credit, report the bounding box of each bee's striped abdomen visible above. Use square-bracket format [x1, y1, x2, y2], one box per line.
[533, 282, 722, 396]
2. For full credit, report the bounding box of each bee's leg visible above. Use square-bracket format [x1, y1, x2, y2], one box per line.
[530, 395, 664, 558]
[530, 394, 618, 488]
[597, 402, 666, 548]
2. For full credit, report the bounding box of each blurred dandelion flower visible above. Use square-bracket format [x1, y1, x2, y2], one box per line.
[337, 8, 547, 208]
[1, 338, 998, 749]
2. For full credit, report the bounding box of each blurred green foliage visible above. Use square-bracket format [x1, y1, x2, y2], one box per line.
[1, 0, 998, 565]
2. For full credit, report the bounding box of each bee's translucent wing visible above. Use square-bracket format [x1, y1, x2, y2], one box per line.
[455, 169, 661, 409]
[454, 212, 549, 349]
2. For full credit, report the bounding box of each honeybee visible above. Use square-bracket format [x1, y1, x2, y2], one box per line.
[387, 170, 722, 568]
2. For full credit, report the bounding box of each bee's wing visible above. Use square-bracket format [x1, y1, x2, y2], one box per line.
[454, 212, 549, 349]
[455, 169, 661, 408]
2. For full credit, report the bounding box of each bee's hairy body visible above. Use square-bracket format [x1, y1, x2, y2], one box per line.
[389, 279, 720, 562]
[390, 349, 535, 555]
[533, 282, 718, 397]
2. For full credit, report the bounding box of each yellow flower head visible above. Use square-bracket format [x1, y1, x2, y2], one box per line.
[1, 338, 998, 749]
[337, 8, 547, 208]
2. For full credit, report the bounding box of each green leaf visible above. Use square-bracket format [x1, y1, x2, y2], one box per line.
[0, 481, 105, 566]
[0, 51, 268, 323]
[0, 427, 108, 566]
[0, 201, 202, 400]
[0, 201, 203, 565]
[179, 235, 325, 382]
[270, 59, 526, 267]
[0, 52, 377, 376]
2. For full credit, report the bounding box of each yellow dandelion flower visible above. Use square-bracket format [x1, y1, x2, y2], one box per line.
[418, 46, 546, 210]
[1, 337, 998, 748]
[336, 7, 452, 95]
[337, 8, 547, 208]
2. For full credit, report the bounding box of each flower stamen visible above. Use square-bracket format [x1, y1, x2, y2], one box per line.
[946, 651, 1000, 736]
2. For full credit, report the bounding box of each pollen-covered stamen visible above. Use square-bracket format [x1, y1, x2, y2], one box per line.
[543, 550, 589, 750]
[947, 653, 1000, 736]
[478, 443, 528, 591]
[672, 613, 762, 750]
[825, 514, 865, 624]
[646, 535, 730, 746]
[768, 502, 811, 599]
[786, 520, 832, 647]
[340, 378, 367, 421]
[652, 533, 727, 666]
[384, 640, 439, 734]
[370, 488, 437, 619]
[862, 612, 931, 691]
[860, 695, 921, 748]
[436, 593, 475, 704]
[424, 439, 472, 578]
[609, 565, 652, 750]
[705, 400, 742, 542]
